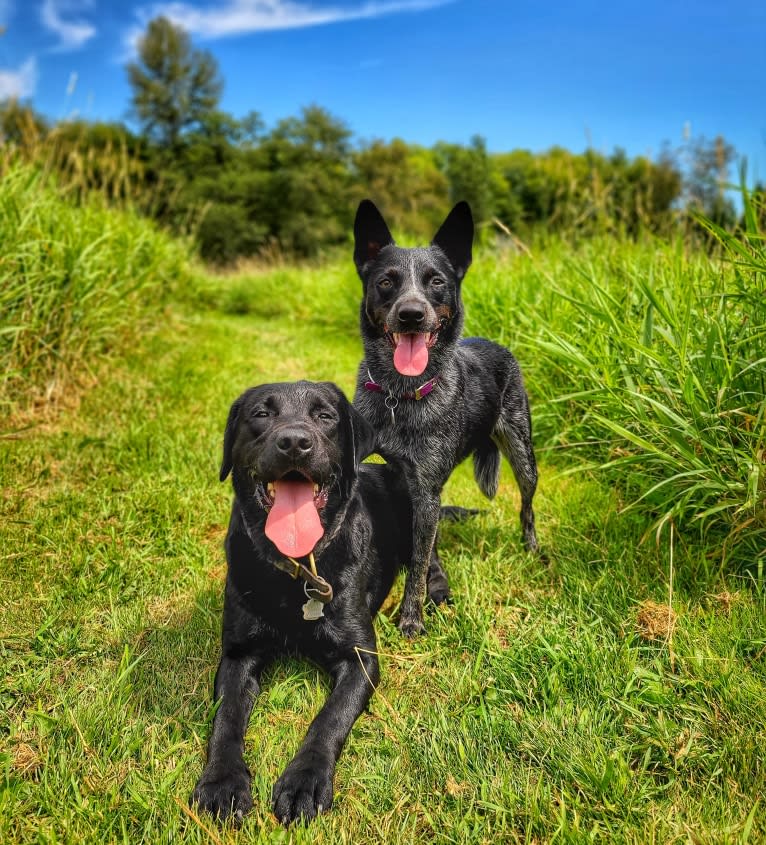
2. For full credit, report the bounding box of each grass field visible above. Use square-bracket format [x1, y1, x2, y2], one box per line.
[2, 230, 765, 842]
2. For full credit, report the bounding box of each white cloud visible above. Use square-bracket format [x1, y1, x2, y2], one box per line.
[0, 56, 38, 99]
[126, 0, 452, 51]
[41, 0, 96, 51]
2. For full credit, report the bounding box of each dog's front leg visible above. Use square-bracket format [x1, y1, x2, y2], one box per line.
[399, 490, 441, 637]
[192, 651, 264, 823]
[272, 645, 379, 825]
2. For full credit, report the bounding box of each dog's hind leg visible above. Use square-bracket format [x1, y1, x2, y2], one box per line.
[428, 503, 485, 605]
[493, 407, 539, 552]
[427, 537, 451, 605]
[440, 505, 481, 521]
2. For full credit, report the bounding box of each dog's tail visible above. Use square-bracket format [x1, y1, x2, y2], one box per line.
[472, 440, 501, 499]
[439, 505, 482, 522]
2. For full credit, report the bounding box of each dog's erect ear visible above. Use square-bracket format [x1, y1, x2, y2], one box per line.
[354, 200, 395, 273]
[431, 201, 473, 281]
[220, 395, 243, 482]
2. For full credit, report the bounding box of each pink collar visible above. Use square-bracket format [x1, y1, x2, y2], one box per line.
[363, 372, 439, 401]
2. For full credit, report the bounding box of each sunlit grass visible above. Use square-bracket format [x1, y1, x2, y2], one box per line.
[0, 160, 189, 418]
[462, 234, 765, 572]
[2, 256, 765, 842]
[2, 174, 765, 840]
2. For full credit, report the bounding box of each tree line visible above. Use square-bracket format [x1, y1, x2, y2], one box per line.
[0, 16, 746, 264]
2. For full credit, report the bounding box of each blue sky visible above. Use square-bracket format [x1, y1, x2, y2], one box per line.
[1, 0, 764, 182]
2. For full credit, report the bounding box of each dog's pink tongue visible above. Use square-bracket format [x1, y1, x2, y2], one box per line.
[265, 480, 324, 558]
[393, 333, 429, 376]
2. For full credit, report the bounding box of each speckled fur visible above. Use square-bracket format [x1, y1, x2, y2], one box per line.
[352, 200, 539, 637]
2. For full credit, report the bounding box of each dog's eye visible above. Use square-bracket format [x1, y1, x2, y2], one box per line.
[253, 410, 270, 418]
[378, 278, 392, 290]
[430, 277, 445, 287]
[316, 412, 335, 421]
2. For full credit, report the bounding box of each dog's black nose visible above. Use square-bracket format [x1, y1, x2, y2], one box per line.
[276, 428, 313, 457]
[396, 300, 426, 325]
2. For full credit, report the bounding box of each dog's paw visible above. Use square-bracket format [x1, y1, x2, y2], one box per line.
[524, 535, 550, 564]
[522, 522, 540, 555]
[426, 569, 451, 606]
[398, 616, 426, 638]
[427, 584, 452, 606]
[192, 765, 253, 824]
[272, 753, 334, 825]
[426, 562, 451, 606]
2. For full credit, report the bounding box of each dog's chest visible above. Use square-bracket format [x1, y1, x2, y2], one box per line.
[237, 580, 342, 649]
[357, 391, 459, 475]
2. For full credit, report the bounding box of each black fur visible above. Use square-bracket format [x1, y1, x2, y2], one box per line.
[353, 200, 539, 637]
[191, 381, 413, 825]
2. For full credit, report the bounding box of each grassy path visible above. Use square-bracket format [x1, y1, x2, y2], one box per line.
[2, 284, 765, 844]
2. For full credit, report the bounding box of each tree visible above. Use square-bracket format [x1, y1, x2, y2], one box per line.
[683, 134, 737, 227]
[127, 16, 222, 148]
[435, 135, 495, 227]
[352, 139, 449, 237]
[0, 100, 47, 146]
[253, 106, 355, 255]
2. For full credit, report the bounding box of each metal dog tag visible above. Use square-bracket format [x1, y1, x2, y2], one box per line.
[384, 393, 398, 426]
[302, 598, 324, 621]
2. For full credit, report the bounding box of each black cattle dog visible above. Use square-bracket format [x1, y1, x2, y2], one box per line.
[192, 381, 412, 825]
[353, 199, 539, 637]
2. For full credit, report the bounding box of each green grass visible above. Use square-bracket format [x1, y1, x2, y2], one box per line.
[0, 160, 189, 416]
[2, 246, 765, 843]
[463, 235, 766, 571]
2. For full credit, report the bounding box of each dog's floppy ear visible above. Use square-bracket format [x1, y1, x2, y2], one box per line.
[354, 199, 394, 273]
[324, 383, 376, 485]
[220, 395, 243, 482]
[347, 403, 377, 469]
[432, 201, 473, 281]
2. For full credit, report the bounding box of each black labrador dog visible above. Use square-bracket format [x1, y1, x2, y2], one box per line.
[353, 200, 539, 637]
[192, 380, 412, 825]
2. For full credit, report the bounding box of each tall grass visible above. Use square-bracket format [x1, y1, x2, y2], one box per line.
[0, 160, 190, 418]
[3, 144, 762, 567]
[177, 218, 765, 570]
[0, 104, 157, 210]
[465, 209, 765, 570]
